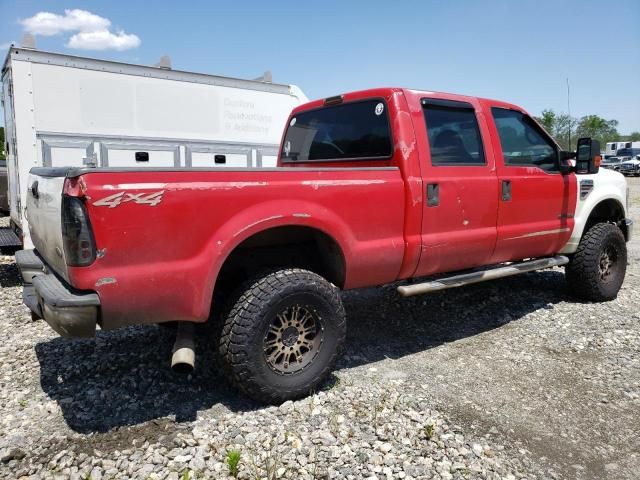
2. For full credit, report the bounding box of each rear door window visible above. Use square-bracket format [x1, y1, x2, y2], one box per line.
[422, 101, 485, 166]
[280, 100, 392, 162]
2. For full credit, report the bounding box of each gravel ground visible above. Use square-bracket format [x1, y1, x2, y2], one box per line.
[1, 178, 639, 479]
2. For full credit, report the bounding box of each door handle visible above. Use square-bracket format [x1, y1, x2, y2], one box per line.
[427, 183, 439, 207]
[501, 180, 512, 201]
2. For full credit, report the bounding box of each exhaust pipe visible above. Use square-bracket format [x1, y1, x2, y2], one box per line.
[171, 321, 195, 374]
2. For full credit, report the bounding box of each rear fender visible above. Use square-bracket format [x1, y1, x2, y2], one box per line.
[202, 199, 353, 312]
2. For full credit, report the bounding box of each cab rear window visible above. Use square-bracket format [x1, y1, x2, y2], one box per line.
[280, 100, 392, 162]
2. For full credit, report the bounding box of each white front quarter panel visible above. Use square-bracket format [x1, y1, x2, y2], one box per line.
[560, 168, 627, 254]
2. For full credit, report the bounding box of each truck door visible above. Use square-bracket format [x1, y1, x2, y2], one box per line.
[487, 106, 576, 263]
[414, 98, 499, 277]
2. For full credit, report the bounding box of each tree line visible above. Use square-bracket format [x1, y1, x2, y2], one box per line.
[534, 110, 640, 152]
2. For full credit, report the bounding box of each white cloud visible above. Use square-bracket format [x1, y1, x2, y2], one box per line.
[20, 9, 110, 36]
[19, 9, 140, 51]
[67, 30, 140, 51]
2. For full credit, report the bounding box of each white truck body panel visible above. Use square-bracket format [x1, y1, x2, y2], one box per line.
[1, 48, 308, 247]
[560, 168, 628, 254]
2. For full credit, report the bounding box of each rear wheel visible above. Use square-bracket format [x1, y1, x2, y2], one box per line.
[219, 269, 346, 403]
[565, 223, 627, 301]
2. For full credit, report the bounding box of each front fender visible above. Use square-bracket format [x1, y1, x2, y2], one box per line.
[560, 170, 627, 254]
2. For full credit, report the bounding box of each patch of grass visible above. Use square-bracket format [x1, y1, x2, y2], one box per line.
[307, 395, 317, 415]
[248, 438, 284, 480]
[309, 446, 328, 480]
[226, 449, 241, 478]
[321, 375, 341, 391]
[18, 399, 28, 409]
[424, 423, 435, 440]
[372, 391, 389, 426]
[181, 469, 191, 480]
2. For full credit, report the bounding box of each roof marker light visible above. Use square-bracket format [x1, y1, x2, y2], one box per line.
[324, 95, 343, 106]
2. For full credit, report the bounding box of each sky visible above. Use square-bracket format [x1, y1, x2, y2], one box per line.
[1, 0, 639, 134]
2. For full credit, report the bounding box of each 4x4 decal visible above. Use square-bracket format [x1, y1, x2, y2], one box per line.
[93, 191, 165, 208]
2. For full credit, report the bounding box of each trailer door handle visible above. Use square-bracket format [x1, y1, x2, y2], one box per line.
[502, 180, 512, 201]
[427, 183, 439, 207]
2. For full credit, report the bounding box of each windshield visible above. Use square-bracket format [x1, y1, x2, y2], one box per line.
[281, 100, 392, 162]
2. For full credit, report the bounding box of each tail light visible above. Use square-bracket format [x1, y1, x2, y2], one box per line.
[61, 196, 96, 266]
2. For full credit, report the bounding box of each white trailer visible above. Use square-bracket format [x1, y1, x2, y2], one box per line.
[605, 141, 631, 156]
[1, 47, 307, 248]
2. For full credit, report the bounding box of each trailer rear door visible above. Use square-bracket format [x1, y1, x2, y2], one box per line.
[2, 68, 20, 221]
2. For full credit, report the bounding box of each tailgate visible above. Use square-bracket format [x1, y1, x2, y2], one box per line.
[26, 169, 69, 281]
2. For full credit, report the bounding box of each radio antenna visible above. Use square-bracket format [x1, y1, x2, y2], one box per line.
[566, 77, 572, 149]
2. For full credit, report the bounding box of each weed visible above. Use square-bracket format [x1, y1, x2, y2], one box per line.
[248, 438, 284, 480]
[340, 376, 354, 388]
[181, 469, 191, 480]
[307, 395, 316, 415]
[424, 424, 435, 440]
[371, 387, 397, 425]
[372, 398, 385, 426]
[309, 446, 328, 480]
[328, 407, 341, 436]
[226, 449, 241, 478]
[321, 375, 341, 391]
[18, 399, 28, 409]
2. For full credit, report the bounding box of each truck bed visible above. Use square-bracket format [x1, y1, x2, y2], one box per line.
[27, 166, 407, 330]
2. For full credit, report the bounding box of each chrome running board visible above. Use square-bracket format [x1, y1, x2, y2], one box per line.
[397, 255, 569, 297]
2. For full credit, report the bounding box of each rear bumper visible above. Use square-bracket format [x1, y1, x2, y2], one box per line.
[16, 249, 100, 338]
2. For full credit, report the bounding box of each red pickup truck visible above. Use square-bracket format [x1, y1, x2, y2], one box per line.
[17, 88, 632, 403]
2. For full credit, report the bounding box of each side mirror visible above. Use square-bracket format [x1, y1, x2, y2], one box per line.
[575, 138, 601, 174]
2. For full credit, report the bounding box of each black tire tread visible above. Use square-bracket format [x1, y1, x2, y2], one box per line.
[566, 222, 627, 302]
[219, 268, 346, 403]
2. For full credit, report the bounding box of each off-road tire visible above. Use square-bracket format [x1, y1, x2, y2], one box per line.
[219, 269, 346, 403]
[566, 223, 627, 301]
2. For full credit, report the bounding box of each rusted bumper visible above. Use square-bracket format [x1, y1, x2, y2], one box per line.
[16, 249, 100, 338]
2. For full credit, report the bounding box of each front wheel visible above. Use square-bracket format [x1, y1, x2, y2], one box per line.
[565, 223, 627, 301]
[219, 269, 346, 403]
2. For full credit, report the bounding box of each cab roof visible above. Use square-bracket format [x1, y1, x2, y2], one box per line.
[290, 87, 526, 116]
